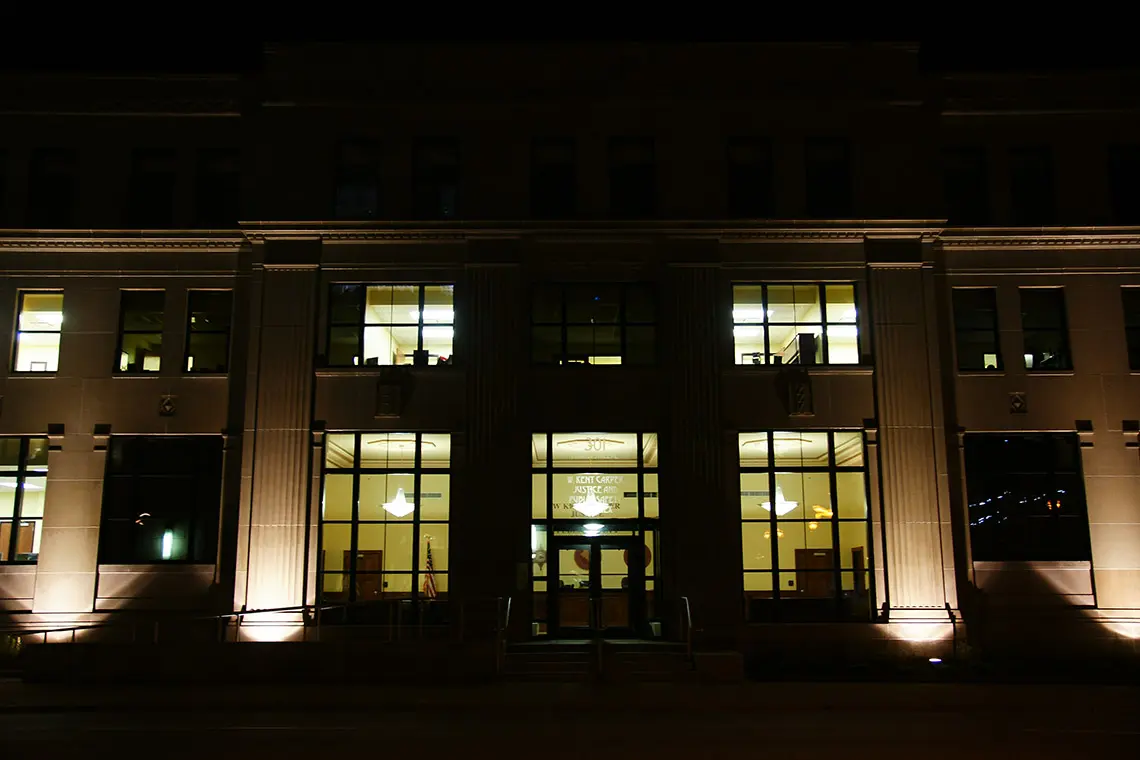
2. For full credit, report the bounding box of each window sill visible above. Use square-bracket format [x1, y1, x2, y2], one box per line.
[957, 370, 1007, 377]
[97, 563, 215, 572]
[316, 366, 461, 377]
[181, 372, 230, 378]
[727, 365, 873, 376]
[112, 372, 164, 378]
[7, 372, 57, 378]
[1023, 370, 1076, 377]
[0, 563, 38, 571]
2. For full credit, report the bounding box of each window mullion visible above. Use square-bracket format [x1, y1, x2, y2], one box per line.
[417, 285, 426, 354]
[827, 432, 842, 613]
[820, 284, 830, 365]
[762, 285, 771, 364]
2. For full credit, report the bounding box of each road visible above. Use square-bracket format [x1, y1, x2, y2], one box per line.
[1, 681, 1137, 758]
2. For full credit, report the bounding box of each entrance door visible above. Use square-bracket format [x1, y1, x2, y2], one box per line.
[550, 535, 646, 637]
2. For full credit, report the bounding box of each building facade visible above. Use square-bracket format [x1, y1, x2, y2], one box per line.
[2, 42, 1140, 660]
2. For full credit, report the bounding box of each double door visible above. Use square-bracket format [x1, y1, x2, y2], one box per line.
[549, 535, 647, 637]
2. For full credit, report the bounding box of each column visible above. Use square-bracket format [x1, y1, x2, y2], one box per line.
[867, 238, 958, 616]
[32, 425, 107, 615]
[661, 255, 740, 643]
[237, 239, 320, 620]
[455, 240, 528, 636]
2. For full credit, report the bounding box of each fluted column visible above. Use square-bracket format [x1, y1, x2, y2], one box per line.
[661, 256, 739, 642]
[237, 240, 320, 616]
[867, 238, 957, 614]
[456, 241, 527, 635]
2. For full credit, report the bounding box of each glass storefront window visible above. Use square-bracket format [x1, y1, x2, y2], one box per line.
[732, 283, 861, 366]
[318, 432, 450, 603]
[0, 437, 50, 563]
[327, 284, 455, 367]
[739, 430, 871, 622]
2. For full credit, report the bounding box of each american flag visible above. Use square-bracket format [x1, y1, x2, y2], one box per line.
[422, 539, 438, 599]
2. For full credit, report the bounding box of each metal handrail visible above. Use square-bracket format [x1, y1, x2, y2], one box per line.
[495, 596, 512, 675]
[2, 597, 498, 645]
[680, 596, 694, 663]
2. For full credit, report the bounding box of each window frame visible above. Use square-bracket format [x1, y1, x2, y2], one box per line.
[952, 287, 1003, 372]
[1018, 286, 1072, 372]
[1122, 286, 1140, 371]
[530, 136, 578, 219]
[740, 430, 874, 622]
[411, 137, 460, 220]
[607, 136, 657, 219]
[0, 436, 49, 565]
[115, 289, 166, 374]
[326, 283, 455, 368]
[530, 282, 657, 366]
[332, 138, 382, 221]
[804, 137, 853, 219]
[732, 282, 861, 367]
[318, 431, 451, 604]
[11, 290, 64, 374]
[184, 289, 233, 374]
[726, 136, 775, 219]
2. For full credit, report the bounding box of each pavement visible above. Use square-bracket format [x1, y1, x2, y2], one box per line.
[1, 679, 1138, 758]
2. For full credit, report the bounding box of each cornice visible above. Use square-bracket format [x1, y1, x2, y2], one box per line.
[0, 232, 247, 252]
[940, 228, 1140, 250]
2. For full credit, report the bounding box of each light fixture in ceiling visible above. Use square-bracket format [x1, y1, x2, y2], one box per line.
[760, 486, 798, 516]
[382, 487, 415, 517]
[573, 491, 611, 518]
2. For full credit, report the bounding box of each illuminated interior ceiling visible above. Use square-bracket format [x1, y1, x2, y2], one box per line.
[532, 433, 655, 467]
[740, 433, 863, 467]
[325, 434, 451, 468]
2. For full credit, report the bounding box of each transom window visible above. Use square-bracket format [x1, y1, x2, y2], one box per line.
[733, 283, 859, 365]
[740, 431, 872, 622]
[319, 433, 450, 603]
[0, 437, 49, 563]
[531, 283, 656, 365]
[12, 292, 63, 373]
[327, 284, 455, 367]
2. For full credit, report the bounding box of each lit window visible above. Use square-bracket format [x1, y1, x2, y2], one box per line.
[740, 431, 871, 622]
[116, 290, 165, 373]
[12, 292, 63, 373]
[185, 290, 232, 373]
[319, 432, 450, 605]
[0, 437, 49, 564]
[327, 284, 454, 367]
[733, 283, 859, 366]
[1019, 287, 1071, 371]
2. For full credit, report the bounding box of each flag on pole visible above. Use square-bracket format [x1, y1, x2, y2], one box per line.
[422, 539, 438, 599]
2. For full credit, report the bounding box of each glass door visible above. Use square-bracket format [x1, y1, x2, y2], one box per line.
[551, 535, 645, 637]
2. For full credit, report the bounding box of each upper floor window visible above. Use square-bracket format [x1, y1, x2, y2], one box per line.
[964, 433, 1090, 562]
[98, 436, 223, 564]
[1121, 287, 1140, 370]
[1019, 287, 1071, 371]
[333, 139, 381, 220]
[327, 284, 454, 367]
[1009, 146, 1055, 226]
[1108, 144, 1140, 225]
[727, 137, 775, 218]
[116, 290, 165, 373]
[1, 437, 49, 564]
[952, 288, 1002, 371]
[12, 291, 63, 373]
[608, 137, 656, 218]
[531, 283, 656, 366]
[27, 148, 76, 228]
[185, 290, 233, 373]
[0, 149, 8, 226]
[126, 148, 177, 228]
[733, 284, 859, 366]
[412, 138, 459, 220]
[805, 138, 852, 218]
[531, 137, 577, 219]
[942, 146, 991, 226]
[193, 148, 240, 228]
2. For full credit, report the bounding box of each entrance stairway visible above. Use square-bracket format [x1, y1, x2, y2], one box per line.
[503, 639, 696, 682]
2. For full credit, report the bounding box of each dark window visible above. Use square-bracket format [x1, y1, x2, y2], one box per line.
[412, 139, 459, 220]
[608, 137, 656, 218]
[0, 437, 49, 564]
[1020, 288, 1071, 371]
[805, 138, 852, 218]
[333, 139, 381, 220]
[1108, 144, 1140, 225]
[0, 149, 7, 225]
[27, 148, 76, 228]
[964, 433, 1091, 562]
[98, 436, 223, 564]
[942, 146, 990, 225]
[740, 431, 872, 622]
[116, 291, 165, 373]
[126, 148, 177, 228]
[327, 284, 454, 367]
[1122, 287, 1140, 370]
[952, 288, 1002, 371]
[531, 137, 576, 219]
[1009, 146, 1055, 225]
[185, 290, 232, 373]
[727, 137, 775, 218]
[531, 283, 656, 366]
[193, 149, 240, 228]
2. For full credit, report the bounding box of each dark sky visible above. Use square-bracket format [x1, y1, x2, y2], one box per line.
[0, 39, 1134, 75]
